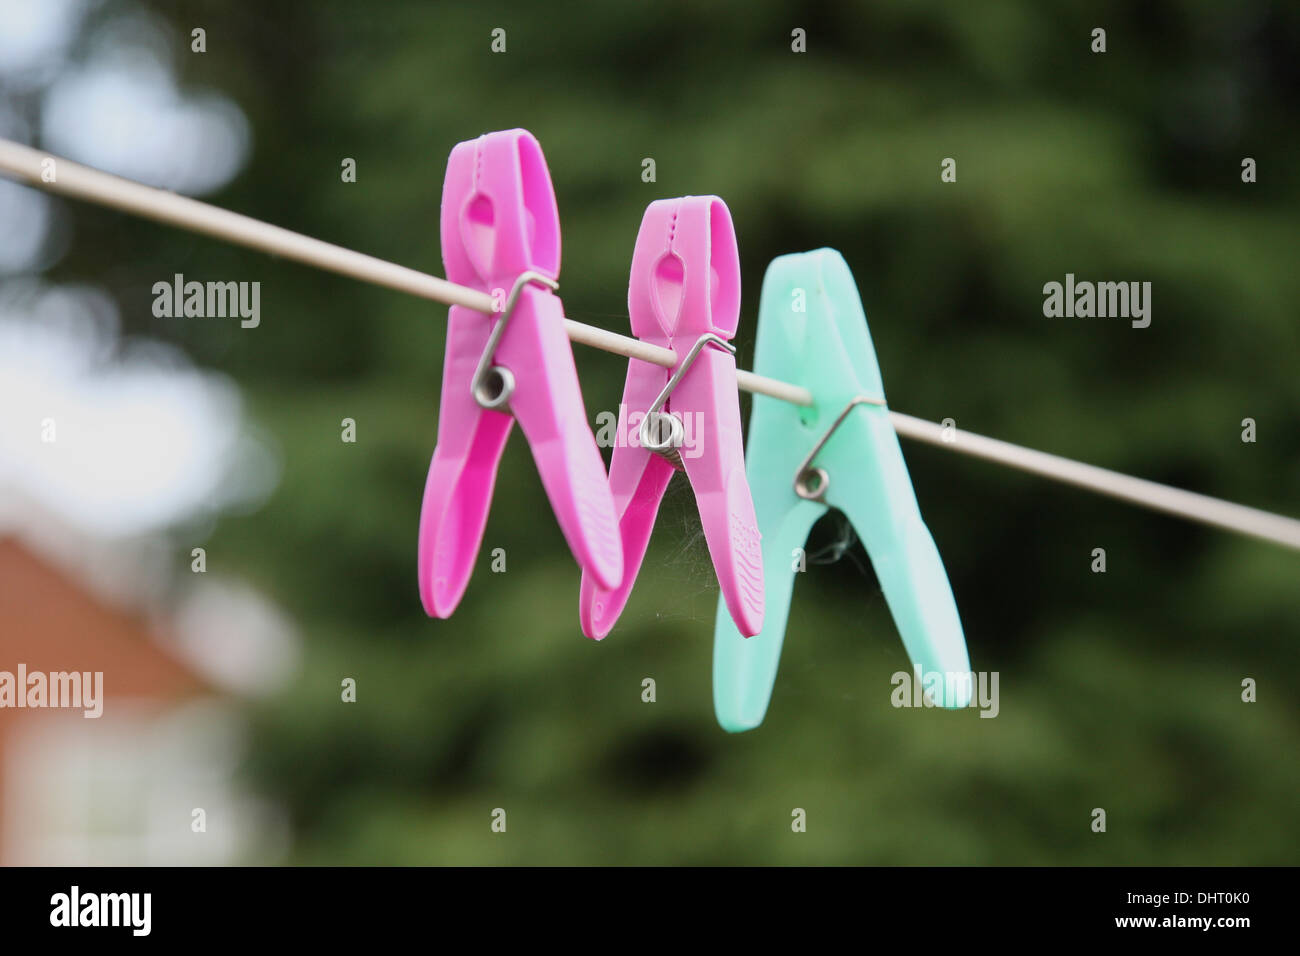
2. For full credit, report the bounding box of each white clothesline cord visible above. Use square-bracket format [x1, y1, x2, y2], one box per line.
[888, 413, 1298, 548]
[2, 138, 1297, 551]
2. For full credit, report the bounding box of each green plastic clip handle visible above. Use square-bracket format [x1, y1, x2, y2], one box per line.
[713, 249, 971, 732]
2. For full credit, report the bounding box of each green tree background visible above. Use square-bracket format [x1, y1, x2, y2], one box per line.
[54, 0, 1300, 862]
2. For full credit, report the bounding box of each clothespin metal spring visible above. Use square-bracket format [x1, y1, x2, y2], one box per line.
[638, 332, 736, 470]
[470, 270, 560, 410]
[794, 394, 888, 502]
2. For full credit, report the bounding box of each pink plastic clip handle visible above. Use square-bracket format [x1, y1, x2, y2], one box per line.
[579, 196, 764, 639]
[418, 130, 623, 618]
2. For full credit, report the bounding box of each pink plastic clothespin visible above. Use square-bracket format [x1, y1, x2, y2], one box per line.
[578, 196, 764, 639]
[418, 129, 623, 617]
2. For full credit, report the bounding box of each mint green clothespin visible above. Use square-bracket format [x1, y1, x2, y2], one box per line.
[713, 249, 971, 732]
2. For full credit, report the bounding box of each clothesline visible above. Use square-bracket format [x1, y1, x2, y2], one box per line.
[1, 138, 1297, 551]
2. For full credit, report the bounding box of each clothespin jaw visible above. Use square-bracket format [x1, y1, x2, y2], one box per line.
[578, 196, 763, 639]
[713, 249, 971, 732]
[418, 129, 623, 618]
[626, 196, 741, 341]
[439, 129, 560, 287]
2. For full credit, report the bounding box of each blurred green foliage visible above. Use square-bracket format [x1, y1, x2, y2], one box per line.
[56, 0, 1300, 862]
